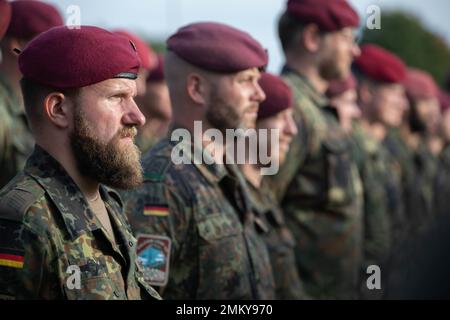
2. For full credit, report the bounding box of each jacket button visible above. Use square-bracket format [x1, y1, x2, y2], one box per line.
[129, 241, 134, 247]
[114, 291, 120, 298]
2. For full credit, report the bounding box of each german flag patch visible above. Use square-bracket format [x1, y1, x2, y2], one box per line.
[144, 205, 169, 217]
[0, 248, 24, 269]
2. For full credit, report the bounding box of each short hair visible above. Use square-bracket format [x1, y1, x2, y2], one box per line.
[20, 77, 78, 131]
[278, 12, 305, 54]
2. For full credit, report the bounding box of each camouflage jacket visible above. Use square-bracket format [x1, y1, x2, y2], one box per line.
[382, 129, 412, 247]
[434, 144, 450, 217]
[246, 177, 307, 299]
[269, 66, 364, 299]
[351, 124, 392, 269]
[124, 137, 275, 299]
[409, 139, 438, 235]
[0, 146, 161, 300]
[383, 131, 437, 240]
[0, 76, 34, 189]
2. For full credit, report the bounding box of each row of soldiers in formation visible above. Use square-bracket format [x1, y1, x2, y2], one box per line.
[0, 0, 449, 300]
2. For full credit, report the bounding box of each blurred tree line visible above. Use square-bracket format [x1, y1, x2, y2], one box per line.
[361, 11, 450, 87]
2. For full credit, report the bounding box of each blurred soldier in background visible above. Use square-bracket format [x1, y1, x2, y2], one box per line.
[272, 0, 364, 299]
[135, 54, 172, 153]
[403, 68, 441, 235]
[326, 74, 391, 299]
[240, 72, 306, 299]
[434, 91, 450, 217]
[0, 0, 63, 188]
[353, 44, 409, 254]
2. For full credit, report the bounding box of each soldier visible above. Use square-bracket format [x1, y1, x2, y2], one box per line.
[0, 0, 63, 188]
[0, 26, 161, 300]
[272, 0, 364, 299]
[0, 0, 12, 183]
[403, 68, 441, 235]
[435, 91, 450, 217]
[240, 72, 306, 299]
[327, 75, 391, 299]
[135, 54, 172, 153]
[353, 44, 409, 253]
[125, 22, 276, 299]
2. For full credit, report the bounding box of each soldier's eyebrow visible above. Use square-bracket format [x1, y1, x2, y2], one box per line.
[107, 87, 135, 97]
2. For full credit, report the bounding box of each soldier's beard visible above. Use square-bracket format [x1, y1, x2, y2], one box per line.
[319, 57, 344, 81]
[205, 89, 256, 134]
[70, 110, 143, 190]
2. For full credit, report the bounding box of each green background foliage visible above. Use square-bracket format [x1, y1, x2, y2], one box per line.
[361, 11, 450, 87]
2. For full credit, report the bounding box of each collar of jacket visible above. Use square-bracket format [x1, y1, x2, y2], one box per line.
[24, 145, 124, 240]
[167, 129, 229, 184]
[281, 64, 329, 109]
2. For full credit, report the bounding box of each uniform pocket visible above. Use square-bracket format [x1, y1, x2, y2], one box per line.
[63, 256, 125, 300]
[322, 137, 355, 207]
[197, 214, 242, 242]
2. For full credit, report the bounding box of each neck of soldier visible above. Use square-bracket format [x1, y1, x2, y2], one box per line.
[285, 55, 328, 94]
[239, 146, 262, 188]
[240, 162, 262, 188]
[360, 119, 387, 142]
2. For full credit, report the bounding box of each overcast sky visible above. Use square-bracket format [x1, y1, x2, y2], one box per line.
[44, 0, 450, 73]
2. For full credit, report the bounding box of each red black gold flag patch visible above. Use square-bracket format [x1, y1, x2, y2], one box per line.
[0, 249, 24, 269]
[144, 205, 169, 217]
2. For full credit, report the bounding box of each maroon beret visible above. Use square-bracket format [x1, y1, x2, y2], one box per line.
[19, 25, 141, 89]
[167, 22, 268, 73]
[7, 0, 63, 40]
[354, 44, 406, 83]
[0, 0, 11, 40]
[286, 0, 359, 32]
[147, 54, 165, 83]
[113, 30, 156, 71]
[257, 73, 293, 119]
[404, 68, 438, 101]
[326, 73, 356, 98]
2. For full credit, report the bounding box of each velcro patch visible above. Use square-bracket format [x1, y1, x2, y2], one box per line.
[136, 234, 171, 287]
[143, 204, 169, 217]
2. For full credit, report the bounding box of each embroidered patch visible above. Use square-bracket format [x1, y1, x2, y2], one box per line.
[0, 248, 24, 269]
[136, 234, 171, 286]
[143, 205, 169, 217]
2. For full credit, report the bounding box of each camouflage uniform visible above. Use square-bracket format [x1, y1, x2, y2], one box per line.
[0, 75, 34, 189]
[409, 140, 438, 235]
[383, 130, 437, 241]
[246, 178, 306, 299]
[124, 137, 275, 299]
[135, 132, 161, 155]
[0, 145, 161, 300]
[351, 123, 393, 299]
[382, 129, 412, 247]
[269, 66, 364, 299]
[435, 144, 450, 217]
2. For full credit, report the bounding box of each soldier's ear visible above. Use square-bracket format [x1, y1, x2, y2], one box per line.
[43, 92, 71, 129]
[186, 72, 208, 106]
[302, 24, 322, 53]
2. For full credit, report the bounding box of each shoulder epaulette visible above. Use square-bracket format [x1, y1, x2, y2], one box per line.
[144, 156, 172, 182]
[0, 186, 44, 222]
